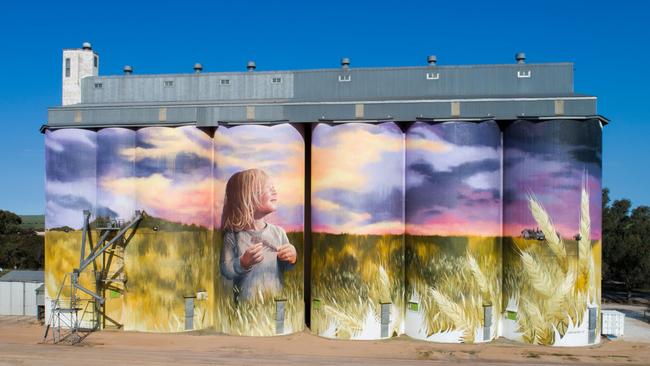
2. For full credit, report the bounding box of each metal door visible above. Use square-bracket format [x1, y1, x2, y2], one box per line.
[184, 297, 194, 330]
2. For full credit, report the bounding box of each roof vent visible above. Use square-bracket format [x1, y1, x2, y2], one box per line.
[247, 61, 256, 72]
[341, 57, 350, 70]
[427, 55, 437, 66]
[82, 42, 92, 51]
[515, 52, 526, 64]
[194, 63, 203, 73]
[123, 65, 133, 75]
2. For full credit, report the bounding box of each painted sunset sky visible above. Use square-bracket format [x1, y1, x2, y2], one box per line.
[96, 128, 136, 222]
[46, 121, 601, 238]
[47, 124, 304, 231]
[503, 120, 602, 240]
[311, 122, 404, 235]
[122, 126, 213, 229]
[214, 124, 304, 232]
[406, 121, 502, 236]
[45, 129, 97, 230]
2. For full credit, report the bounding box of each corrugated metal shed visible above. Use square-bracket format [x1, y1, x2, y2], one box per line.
[0, 270, 45, 283]
[0, 271, 44, 316]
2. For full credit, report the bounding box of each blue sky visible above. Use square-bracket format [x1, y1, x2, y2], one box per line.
[0, 0, 648, 214]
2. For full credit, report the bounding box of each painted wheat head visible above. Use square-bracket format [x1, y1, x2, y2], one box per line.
[520, 297, 547, 343]
[429, 288, 469, 333]
[545, 266, 576, 320]
[520, 251, 555, 298]
[578, 183, 592, 275]
[588, 256, 598, 304]
[466, 252, 490, 298]
[528, 194, 567, 270]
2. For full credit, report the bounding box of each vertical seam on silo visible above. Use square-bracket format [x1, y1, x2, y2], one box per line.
[401, 125, 406, 334]
[500, 128, 504, 329]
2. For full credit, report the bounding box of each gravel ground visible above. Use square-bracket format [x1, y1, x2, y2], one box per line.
[1, 315, 650, 365]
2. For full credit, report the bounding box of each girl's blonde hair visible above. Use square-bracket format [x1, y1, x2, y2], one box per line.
[221, 168, 269, 231]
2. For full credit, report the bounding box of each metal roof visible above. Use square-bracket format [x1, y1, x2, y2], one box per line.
[0, 270, 44, 283]
[45, 62, 605, 129]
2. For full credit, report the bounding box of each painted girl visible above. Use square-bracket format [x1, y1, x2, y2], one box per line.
[219, 168, 297, 301]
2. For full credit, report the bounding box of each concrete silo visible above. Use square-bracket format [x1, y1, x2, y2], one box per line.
[502, 120, 602, 346]
[405, 121, 502, 343]
[213, 123, 305, 336]
[310, 122, 405, 340]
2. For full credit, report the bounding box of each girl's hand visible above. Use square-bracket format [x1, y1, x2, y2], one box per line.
[277, 244, 297, 264]
[240, 242, 264, 269]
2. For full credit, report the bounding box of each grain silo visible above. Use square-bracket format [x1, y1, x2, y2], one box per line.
[310, 122, 405, 339]
[502, 120, 602, 346]
[43, 44, 606, 346]
[405, 121, 502, 343]
[213, 123, 305, 336]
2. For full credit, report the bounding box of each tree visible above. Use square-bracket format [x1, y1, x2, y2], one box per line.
[0, 209, 44, 270]
[0, 210, 22, 234]
[602, 188, 650, 302]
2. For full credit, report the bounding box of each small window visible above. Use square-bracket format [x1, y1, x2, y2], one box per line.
[164, 80, 174, 87]
[272, 77, 282, 84]
[220, 79, 230, 85]
[94, 82, 103, 89]
[94, 56, 98, 68]
[426, 72, 440, 80]
[338, 74, 351, 82]
[517, 70, 531, 78]
[65, 58, 70, 77]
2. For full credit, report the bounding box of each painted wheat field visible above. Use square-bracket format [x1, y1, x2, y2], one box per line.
[213, 231, 305, 336]
[310, 233, 404, 339]
[45, 187, 601, 345]
[123, 228, 214, 332]
[45, 224, 215, 333]
[503, 237, 601, 345]
[45, 231, 104, 326]
[405, 235, 501, 343]
[502, 188, 602, 346]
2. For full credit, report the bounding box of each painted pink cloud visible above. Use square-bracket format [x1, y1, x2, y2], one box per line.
[503, 120, 602, 240]
[311, 122, 405, 235]
[406, 122, 502, 237]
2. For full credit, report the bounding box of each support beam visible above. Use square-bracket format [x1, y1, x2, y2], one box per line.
[73, 282, 103, 304]
[78, 212, 143, 272]
[79, 210, 91, 264]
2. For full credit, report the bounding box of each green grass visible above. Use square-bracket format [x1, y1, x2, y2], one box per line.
[19, 215, 44, 231]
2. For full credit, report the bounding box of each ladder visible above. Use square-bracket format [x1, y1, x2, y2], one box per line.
[43, 210, 143, 344]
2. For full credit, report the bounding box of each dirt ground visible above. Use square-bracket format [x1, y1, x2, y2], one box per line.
[1, 316, 649, 366]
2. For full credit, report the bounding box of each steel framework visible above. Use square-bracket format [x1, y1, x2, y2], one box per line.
[43, 210, 143, 344]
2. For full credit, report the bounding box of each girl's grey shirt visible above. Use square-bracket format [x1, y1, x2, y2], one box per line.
[220, 222, 295, 301]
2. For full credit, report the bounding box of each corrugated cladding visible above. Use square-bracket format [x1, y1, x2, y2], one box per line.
[46, 62, 602, 128]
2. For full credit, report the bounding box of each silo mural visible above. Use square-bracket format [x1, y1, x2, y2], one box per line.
[96, 128, 136, 329]
[213, 123, 305, 336]
[124, 126, 214, 332]
[502, 120, 602, 346]
[311, 122, 405, 340]
[41, 118, 603, 345]
[405, 121, 502, 343]
[44, 128, 98, 326]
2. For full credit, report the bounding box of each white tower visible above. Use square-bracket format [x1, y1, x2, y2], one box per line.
[62, 42, 99, 106]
